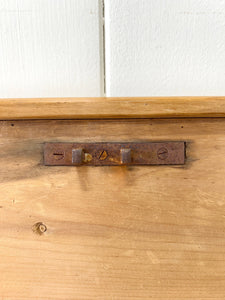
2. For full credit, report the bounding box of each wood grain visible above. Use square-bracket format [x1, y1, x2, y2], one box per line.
[1, 118, 225, 299]
[1, 97, 225, 120]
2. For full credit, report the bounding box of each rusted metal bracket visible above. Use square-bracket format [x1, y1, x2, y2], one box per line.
[44, 142, 185, 166]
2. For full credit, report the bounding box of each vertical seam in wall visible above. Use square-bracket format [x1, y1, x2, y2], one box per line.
[103, 0, 110, 96]
[99, 0, 106, 96]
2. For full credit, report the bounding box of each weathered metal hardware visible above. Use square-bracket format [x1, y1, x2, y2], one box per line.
[72, 148, 84, 165]
[120, 148, 132, 165]
[44, 142, 185, 166]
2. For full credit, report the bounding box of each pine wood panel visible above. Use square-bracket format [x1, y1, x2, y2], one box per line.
[0, 118, 225, 299]
[1, 97, 225, 119]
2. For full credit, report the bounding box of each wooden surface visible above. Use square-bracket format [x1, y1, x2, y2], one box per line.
[2, 97, 225, 119]
[1, 118, 225, 299]
[0, 0, 104, 97]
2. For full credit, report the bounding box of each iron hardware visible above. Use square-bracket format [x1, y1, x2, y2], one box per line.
[44, 142, 185, 166]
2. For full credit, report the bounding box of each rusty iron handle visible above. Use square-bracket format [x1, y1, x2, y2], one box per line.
[44, 142, 185, 166]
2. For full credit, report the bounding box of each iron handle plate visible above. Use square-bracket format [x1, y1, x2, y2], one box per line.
[44, 142, 185, 166]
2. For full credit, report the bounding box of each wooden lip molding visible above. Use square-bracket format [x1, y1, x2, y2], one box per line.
[0, 97, 225, 119]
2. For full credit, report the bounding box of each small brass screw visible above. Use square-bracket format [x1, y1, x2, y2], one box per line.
[99, 150, 108, 160]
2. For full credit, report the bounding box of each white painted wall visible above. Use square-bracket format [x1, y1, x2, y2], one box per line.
[1, 1, 225, 98]
[104, 0, 225, 96]
[0, 0, 104, 97]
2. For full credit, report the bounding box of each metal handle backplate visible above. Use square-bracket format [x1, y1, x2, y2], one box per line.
[44, 142, 185, 166]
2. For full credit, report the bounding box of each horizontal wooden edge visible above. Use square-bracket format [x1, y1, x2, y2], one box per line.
[1, 97, 225, 119]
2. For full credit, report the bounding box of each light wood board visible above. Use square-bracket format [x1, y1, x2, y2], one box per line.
[1, 97, 225, 119]
[0, 118, 225, 299]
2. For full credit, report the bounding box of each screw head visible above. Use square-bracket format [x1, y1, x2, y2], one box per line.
[157, 147, 168, 160]
[53, 151, 64, 160]
[99, 150, 108, 160]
